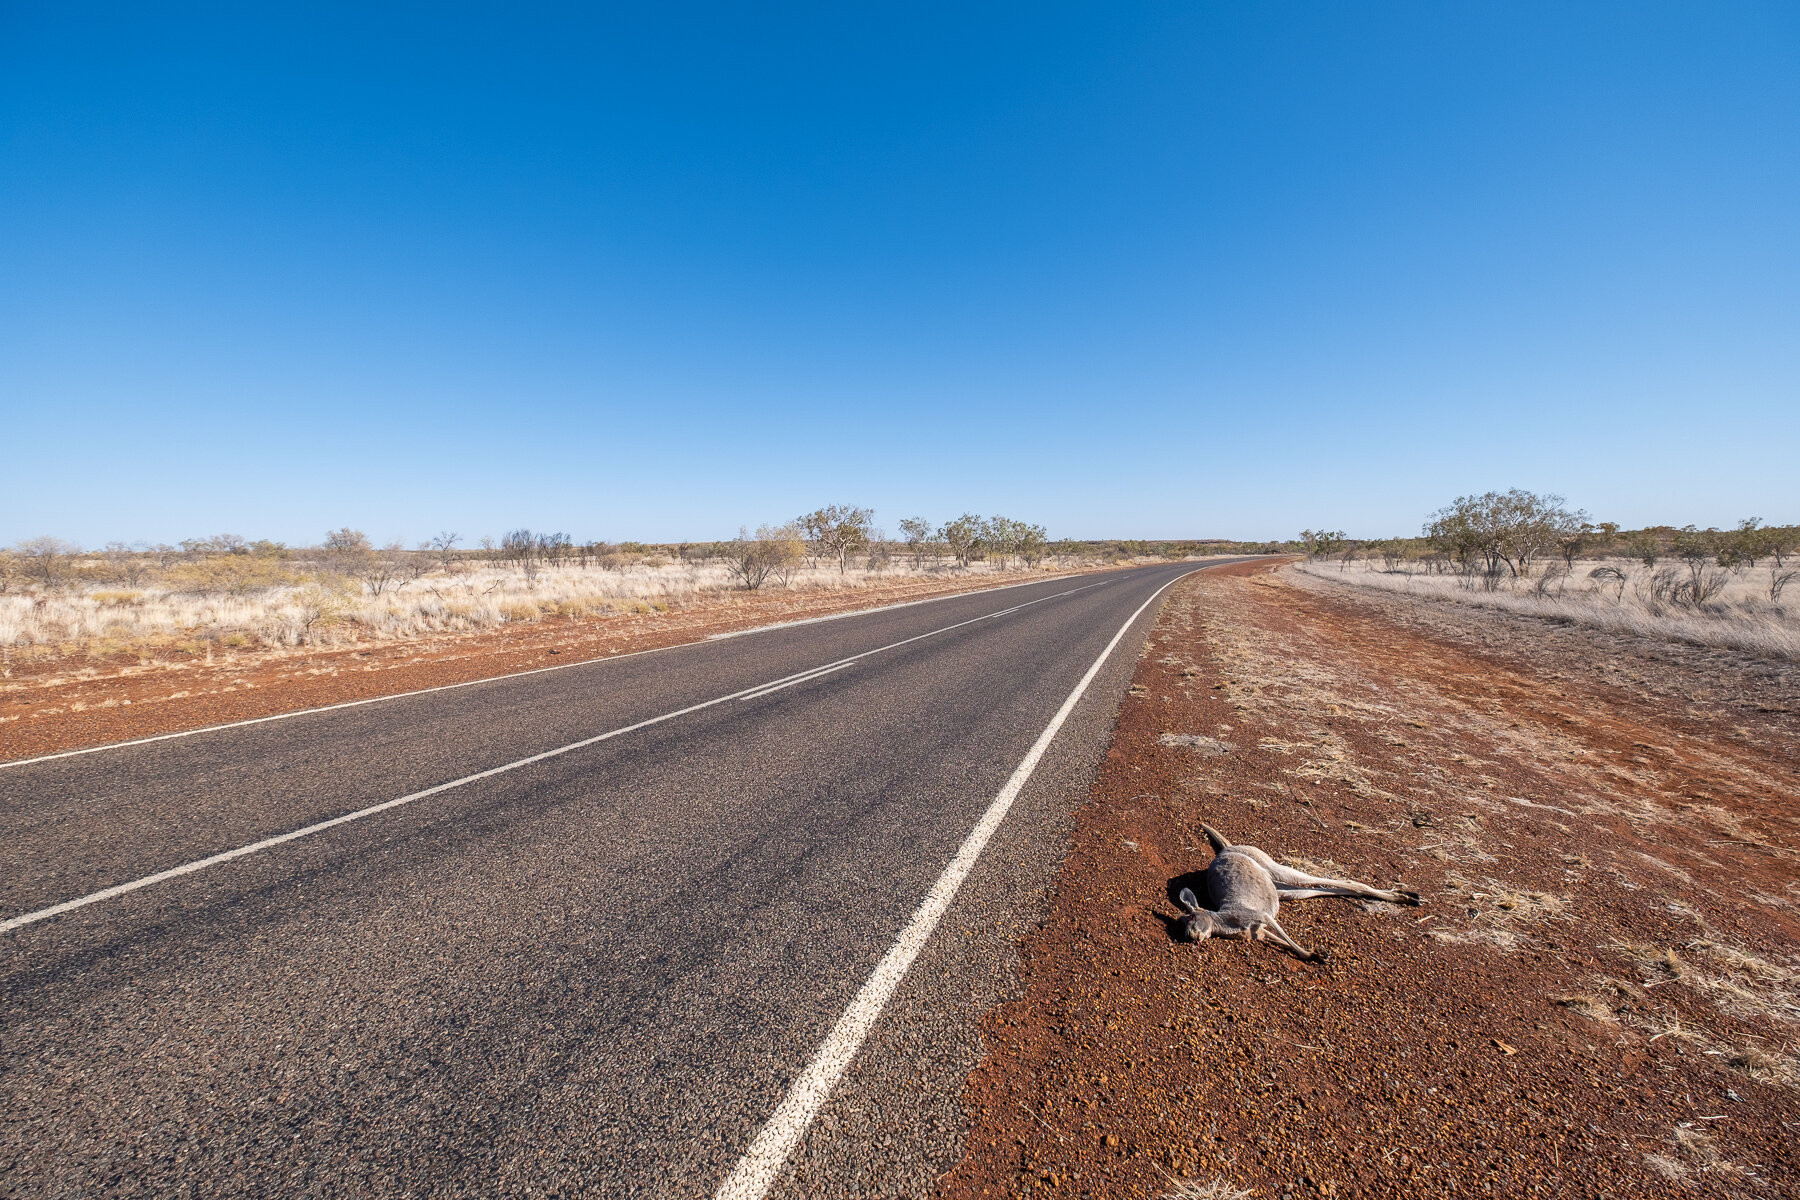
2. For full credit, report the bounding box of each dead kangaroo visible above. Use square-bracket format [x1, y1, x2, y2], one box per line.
[1176, 824, 1420, 961]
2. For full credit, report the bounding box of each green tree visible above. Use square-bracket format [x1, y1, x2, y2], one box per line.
[1424, 489, 1584, 577]
[938, 514, 985, 567]
[798, 504, 875, 574]
[897, 516, 933, 565]
[1299, 529, 1346, 559]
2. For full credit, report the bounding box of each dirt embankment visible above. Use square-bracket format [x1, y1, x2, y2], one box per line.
[942, 561, 1800, 1199]
[0, 569, 1109, 763]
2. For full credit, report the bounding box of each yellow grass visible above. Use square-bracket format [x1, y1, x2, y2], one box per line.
[1294, 558, 1800, 660]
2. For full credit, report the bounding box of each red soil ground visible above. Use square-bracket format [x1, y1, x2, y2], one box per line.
[941, 561, 1800, 1199]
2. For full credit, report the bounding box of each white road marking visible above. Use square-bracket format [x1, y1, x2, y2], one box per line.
[712, 570, 1196, 1200]
[0, 572, 1113, 772]
[703, 570, 1096, 641]
[1, 578, 1116, 934]
[734, 661, 856, 702]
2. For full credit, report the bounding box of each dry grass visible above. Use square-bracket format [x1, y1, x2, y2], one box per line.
[1160, 1177, 1254, 1200]
[1294, 559, 1800, 660]
[0, 557, 1081, 665]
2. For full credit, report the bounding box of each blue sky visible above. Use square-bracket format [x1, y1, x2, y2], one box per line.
[4, 3, 1797, 545]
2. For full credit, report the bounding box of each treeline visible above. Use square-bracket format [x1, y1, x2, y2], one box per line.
[695, 507, 1061, 590]
[0, 507, 1079, 595]
[1301, 490, 1796, 576]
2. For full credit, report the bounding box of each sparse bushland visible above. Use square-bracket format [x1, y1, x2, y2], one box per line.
[1296, 558, 1800, 661]
[1294, 492, 1800, 660]
[0, 512, 1109, 667]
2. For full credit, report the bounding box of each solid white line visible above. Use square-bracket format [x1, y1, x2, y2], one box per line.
[0, 577, 1119, 935]
[711, 569, 1196, 1200]
[0, 571, 1114, 772]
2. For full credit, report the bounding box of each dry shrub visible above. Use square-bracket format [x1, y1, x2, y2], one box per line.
[0, 556, 1074, 659]
[164, 557, 300, 597]
[1294, 559, 1800, 661]
[1555, 994, 1617, 1023]
[1161, 1178, 1253, 1200]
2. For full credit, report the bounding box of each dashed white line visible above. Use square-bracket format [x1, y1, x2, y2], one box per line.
[711, 569, 1195, 1200]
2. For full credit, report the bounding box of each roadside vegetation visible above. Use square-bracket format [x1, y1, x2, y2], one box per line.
[1, 510, 1252, 668]
[1293, 492, 1800, 660]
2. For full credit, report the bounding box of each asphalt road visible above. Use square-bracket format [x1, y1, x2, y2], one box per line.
[1, 563, 1221, 1198]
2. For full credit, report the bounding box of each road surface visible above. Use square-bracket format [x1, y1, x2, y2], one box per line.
[1, 563, 1221, 1198]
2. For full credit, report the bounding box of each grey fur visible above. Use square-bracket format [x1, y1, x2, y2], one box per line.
[1175, 823, 1421, 961]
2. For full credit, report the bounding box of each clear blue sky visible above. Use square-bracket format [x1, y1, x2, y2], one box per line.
[5, 3, 1797, 546]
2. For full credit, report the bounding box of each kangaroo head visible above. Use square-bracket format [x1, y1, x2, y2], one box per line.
[1175, 888, 1216, 941]
[1176, 888, 1256, 942]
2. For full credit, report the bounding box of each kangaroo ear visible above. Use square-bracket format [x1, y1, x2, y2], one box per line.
[1177, 887, 1201, 914]
[1201, 825, 1230, 854]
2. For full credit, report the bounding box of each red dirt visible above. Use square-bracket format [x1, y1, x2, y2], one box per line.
[941, 561, 1800, 1199]
[0, 570, 1109, 763]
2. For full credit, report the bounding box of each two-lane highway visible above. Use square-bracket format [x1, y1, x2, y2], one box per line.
[1, 563, 1221, 1197]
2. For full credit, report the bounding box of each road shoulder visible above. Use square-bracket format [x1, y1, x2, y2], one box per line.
[939, 561, 1800, 1198]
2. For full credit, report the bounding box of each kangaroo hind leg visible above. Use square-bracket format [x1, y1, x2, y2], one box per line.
[1259, 859, 1419, 906]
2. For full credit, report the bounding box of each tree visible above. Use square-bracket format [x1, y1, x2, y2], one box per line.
[898, 517, 933, 565]
[983, 516, 1018, 569]
[865, 530, 894, 574]
[539, 531, 573, 568]
[104, 541, 150, 586]
[1673, 525, 1716, 567]
[1624, 531, 1660, 568]
[1766, 526, 1796, 568]
[501, 529, 543, 580]
[16, 536, 78, 588]
[1299, 530, 1346, 559]
[1557, 522, 1597, 569]
[1016, 522, 1049, 567]
[724, 525, 798, 590]
[323, 528, 377, 587]
[429, 531, 461, 574]
[359, 543, 413, 597]
[1720, 518, 1765, 569]
[324, 527, 373, 557]
[797, 505, 875, 574]
[938, 514, 985, 567]
[765, 525, 807, 586]
[978, 516, 1047, 570]
[1424, 489, 1584, 577]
